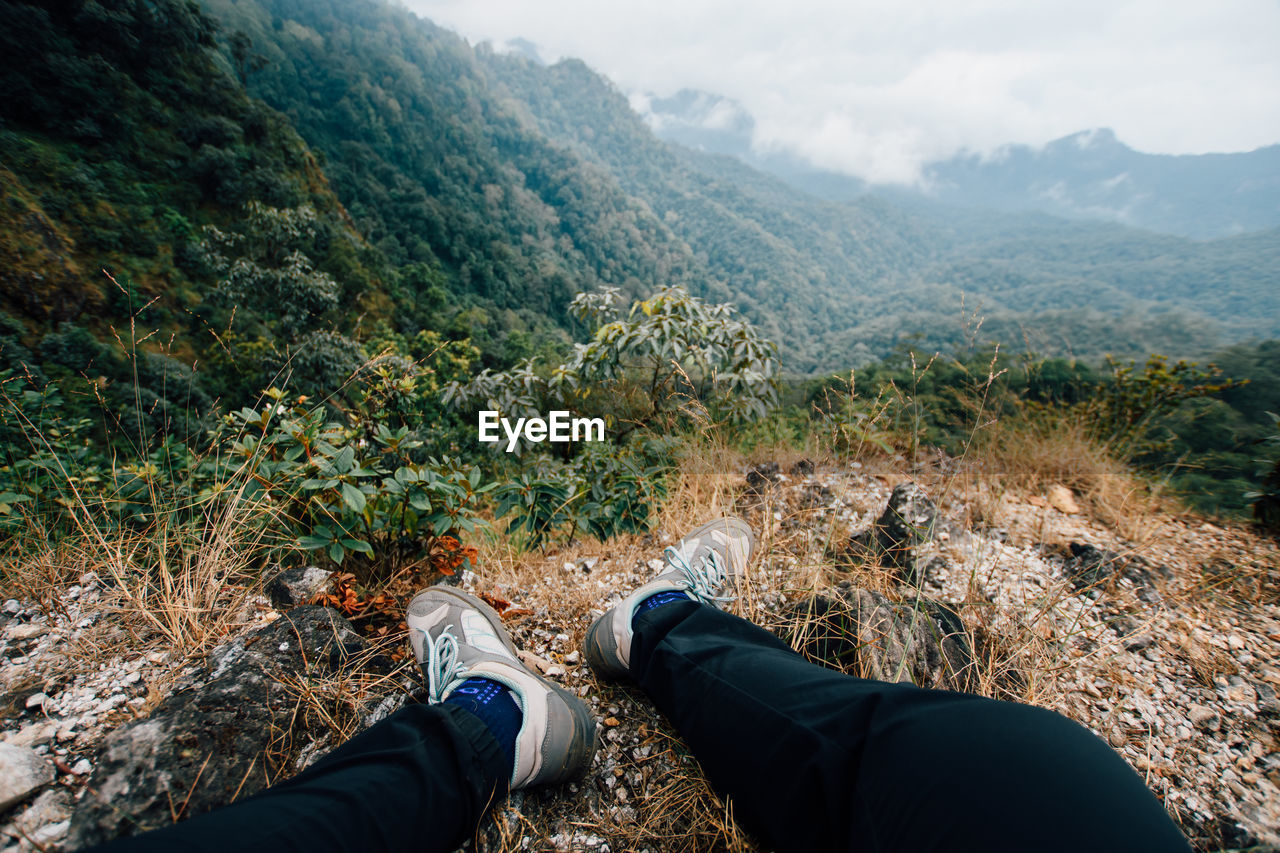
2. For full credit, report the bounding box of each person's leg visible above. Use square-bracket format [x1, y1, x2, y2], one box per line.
[585, 517, 1189, 853]
[90, 586, 598, 853]
[631, 600, 1191, 853]
[88, 702, 508, 853]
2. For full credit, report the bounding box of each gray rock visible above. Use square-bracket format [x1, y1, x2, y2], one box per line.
[5, 722, 57, 750]
[266, 566, 333, 609]
[67, 607, 373, 848]
[5, 788, 72, 851]
[835, 483, 941, 581]
[0, 743, 54, 812]
[742, 463, 783, 502]
[1063, 543, 1170, 600]
[788, 583, 972, 690]
[874, 483, 940, 560]
[7, 622, 48, 642]
[1255, 681, 1280, 718]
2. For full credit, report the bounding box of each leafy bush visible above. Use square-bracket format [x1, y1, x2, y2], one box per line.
[446, 285, 780, 446]
[493, 439, 669, 549]
[1080, 355, 1238, 457]
[215, 389, 493, 579]
[0, 370, 491, 583]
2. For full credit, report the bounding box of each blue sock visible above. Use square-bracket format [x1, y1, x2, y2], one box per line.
[631, 589, 691, 628]
[444, 677, 521, 775]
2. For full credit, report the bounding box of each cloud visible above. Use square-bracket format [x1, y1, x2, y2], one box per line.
[401, 0, 1280, 184]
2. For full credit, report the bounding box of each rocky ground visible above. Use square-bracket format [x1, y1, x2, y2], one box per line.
[2, 457, 1277, 851]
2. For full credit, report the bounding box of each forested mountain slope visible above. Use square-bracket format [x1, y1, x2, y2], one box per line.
[2, 0, 1275, 387]
[0, 0, 387, 420]
[478, 50, 1279, 366]
[479, 53, 937, 369]
[200, 0, 710, 358]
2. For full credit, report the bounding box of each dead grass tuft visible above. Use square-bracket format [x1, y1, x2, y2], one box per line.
[2, 469, 292, 663]
[953, 409, 1167, 544]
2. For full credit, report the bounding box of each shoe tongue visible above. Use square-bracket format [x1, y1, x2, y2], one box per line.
[673, 531, 722, 571]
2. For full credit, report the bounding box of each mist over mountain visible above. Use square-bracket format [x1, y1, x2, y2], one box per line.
[638, 88, 1280, 240]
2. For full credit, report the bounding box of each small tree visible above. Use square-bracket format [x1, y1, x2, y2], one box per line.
[445, 285, 779, 440]
[199, 202, 340, 340]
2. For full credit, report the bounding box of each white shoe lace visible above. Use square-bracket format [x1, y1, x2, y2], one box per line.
[420, 626, 467, 703]
[663, 545, 734, 604]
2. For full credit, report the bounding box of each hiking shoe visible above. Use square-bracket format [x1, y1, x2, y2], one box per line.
[583, 517, 756, 680]
[406, 585, 598, 788]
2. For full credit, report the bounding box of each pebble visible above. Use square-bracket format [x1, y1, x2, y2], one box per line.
[6, 721, 57, 749]
[0, 743, 54, 811]
[8, 622, 49, 641]
[1188, 706, 1220, 731]
[5, 789, 71, 849]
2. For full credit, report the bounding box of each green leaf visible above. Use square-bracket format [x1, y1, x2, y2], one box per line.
[298, 535, 331, 550]
[334, 445, 356, 474]
[328, 541, 345, 563]
[340, 481, 367, 512]
[342, 538, 374, 556]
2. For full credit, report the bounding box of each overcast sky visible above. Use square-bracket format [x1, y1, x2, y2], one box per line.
[402, 0, 1280, 184]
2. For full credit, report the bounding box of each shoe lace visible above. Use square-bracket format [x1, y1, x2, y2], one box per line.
[420, 626, 467, 703]
[663, 545, 734, 604]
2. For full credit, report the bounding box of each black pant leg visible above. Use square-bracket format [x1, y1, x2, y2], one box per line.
[87, 703, 508, 853]
[630, 600, 1190, 853]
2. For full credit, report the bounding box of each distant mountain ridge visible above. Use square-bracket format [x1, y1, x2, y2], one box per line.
[637, 88, 1280, 240]
[919, 129, 1280, 239]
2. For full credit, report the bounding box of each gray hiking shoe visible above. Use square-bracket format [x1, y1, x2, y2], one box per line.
[583, 517, 756, 680]
[406, 585, 598, 788]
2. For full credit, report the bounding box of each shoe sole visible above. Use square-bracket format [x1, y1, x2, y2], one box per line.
[425, 587, 598, 784]
[540, 680, 600, 784]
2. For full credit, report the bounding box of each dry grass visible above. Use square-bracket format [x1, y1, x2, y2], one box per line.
[951, 408, 1167, 544]
[271, 631, 413, 781]
[1, 465, 293, 667]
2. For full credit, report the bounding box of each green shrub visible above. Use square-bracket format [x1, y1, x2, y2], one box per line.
[445, 285, 780, 446]
[493, 438, 669, 549]
[0, 368, 491, 583]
